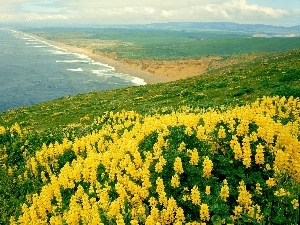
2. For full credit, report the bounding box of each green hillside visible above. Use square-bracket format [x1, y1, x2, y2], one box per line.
[1, 49, 299, 131]
[1, 49, 300, 225]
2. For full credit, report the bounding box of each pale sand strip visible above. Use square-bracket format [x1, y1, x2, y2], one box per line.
[27, 33, 171, 84]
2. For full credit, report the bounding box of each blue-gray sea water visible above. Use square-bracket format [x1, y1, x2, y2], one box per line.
[0, 28, 145, 113]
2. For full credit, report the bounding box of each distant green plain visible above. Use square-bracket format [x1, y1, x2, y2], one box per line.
[26, 28, 300, 60]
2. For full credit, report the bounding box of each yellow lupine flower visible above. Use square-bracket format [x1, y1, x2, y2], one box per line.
[266, 178, 276, 187]
[255, 183, 262, 195]
[220, 179, 229, 202]
[291, 199, 299, 209]
[242, 136, 251, 168]
[202, 156, 213, 178]
[174, 157, 184, 174]
[236, 122, 249, 136]
[175, 207, 185, 223]
[9, 216, 16, 225]
[196, 125, 208, 140]
[8, 167, 14, 176]
[178, 142, 186, 152]
[149, 197, 158, 208]
[230, 135, 243, 160]
[265, 164, 271, 170]
[200, 203, 210, 221]
[218, 126, 227, 139]
[182, 194, 190, 202]
[255, 144, 265, 165]
[155, 156, 166, 173]
[115, 214, 125, 225]
[233, 205, 243, 219]
[171, 173, 180, 188]
[108, 200, 121, 217]
[274, 188, 290, 197]
[185, 126, 194, 136]
[247, 205, 263, 222]
[10, 123, 21, 135]
[0, 126, 6, 135]
[237, 180, 252, 207]
[205, 186, 211, 195]
[156, 177, 167, 206]
[188, 148, 199, 165]
[190, 186, 201, 205]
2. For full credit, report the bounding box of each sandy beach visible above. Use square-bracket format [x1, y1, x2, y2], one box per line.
[26, 32, 257, 84]
[27, 33, 171, 84]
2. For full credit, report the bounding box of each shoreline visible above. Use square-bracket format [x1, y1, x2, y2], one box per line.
[26, 33, 171, 85]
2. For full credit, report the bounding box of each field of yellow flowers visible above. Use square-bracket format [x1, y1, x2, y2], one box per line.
[1, 96, 300, 224]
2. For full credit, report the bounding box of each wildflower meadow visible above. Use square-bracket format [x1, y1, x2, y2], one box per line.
[1, 96, 300, 224]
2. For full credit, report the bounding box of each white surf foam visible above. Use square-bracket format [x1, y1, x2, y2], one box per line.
[56, 60, 91, 63]
[73, 53, 91, 60]
[26, 42, 40, 44]
[67, 68, 83, 72]
[90, 62, 115, 71]
[91, 69, 115, 75]
[131, 77, 147, 85]
[91, 69, 146, 86]
[48, 50, 71, 55]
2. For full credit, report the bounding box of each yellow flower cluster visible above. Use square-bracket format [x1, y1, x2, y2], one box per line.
[10, 123, 22, 136]
[200, 203, 210, 221]
[237, 181, 252, 207]
[187, 148, 199, 165]
[291, 199, 299, 209]
[0, 126, 6, 135]
[202, 156, 213, 178]
[274, 188, 290, 197]
[255, 144, 264, 165]
[191, 186, 201, 205]
[266, 178, 276, 187]
[174, 157, 184, 174]
[220, 179, 229, 202]
[11, 96, 300, 224]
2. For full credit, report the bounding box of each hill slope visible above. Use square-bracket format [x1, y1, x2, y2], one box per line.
[1, 49, 300, 224]
[0, 49, 299, 131]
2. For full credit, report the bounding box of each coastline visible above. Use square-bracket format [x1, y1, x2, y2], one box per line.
[26, 33, 171, 85]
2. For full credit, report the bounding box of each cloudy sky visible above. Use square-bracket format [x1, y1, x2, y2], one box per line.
[1, 0, 300, 26]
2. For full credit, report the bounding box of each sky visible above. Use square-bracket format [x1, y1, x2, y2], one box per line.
[0, 0, 300, 27]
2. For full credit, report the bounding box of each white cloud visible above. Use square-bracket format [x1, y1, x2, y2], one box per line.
[221, 0, 288, 21]
[0, 0, 298, 26]
[24, 14, 69, 22]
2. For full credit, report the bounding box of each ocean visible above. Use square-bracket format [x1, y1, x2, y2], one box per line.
[0, 28, 146, 113]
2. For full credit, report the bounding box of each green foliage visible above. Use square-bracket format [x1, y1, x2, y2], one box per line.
[233, 87, 255, 97]
[57, 150, 77, 169]
[278, 69, 300, 82]
[271, 86, 300, 98]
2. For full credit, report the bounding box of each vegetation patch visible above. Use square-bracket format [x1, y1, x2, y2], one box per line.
[1, 96, 300, 224]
